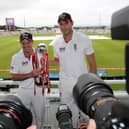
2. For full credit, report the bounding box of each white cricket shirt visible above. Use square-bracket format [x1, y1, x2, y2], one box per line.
[10, 50, 34, 88]
[53, 31, 94, 80]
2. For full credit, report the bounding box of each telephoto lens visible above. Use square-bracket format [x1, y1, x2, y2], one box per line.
[0, 95, 32, 129]
[56, 104, 73, 129]
[73, 73, 129, 129]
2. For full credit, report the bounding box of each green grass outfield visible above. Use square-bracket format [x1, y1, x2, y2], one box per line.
[0, 34, 128, 90]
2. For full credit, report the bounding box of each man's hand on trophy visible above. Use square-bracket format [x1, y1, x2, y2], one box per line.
[31, 68, 41, 77]
[40, 56, 45, 67]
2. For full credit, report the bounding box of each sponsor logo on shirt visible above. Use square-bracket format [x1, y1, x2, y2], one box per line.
[73, 44, 77, 51]
[22, 61, 28, 66]
[59, 47, 65, 52]
[11, 66, 14, 70]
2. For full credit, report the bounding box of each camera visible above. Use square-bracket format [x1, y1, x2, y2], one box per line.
[0, 95, 32, 129]
[73, 73, 129, 129]
[56, 104, 73, 129]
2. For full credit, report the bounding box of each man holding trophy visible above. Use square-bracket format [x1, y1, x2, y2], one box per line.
[10, 32, 50, 129]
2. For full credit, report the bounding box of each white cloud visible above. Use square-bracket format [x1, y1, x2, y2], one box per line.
[0, 0, 129, 27]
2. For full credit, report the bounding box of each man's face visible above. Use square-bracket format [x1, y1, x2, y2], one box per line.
[59, 20, 73, 35]
[20, 39, 33, 53]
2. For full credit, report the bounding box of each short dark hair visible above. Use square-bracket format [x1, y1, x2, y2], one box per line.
[58, 12, 72, 23]
[20, 32, 33, 41]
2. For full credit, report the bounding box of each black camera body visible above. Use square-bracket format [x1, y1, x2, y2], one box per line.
[0, 95, 32, 129]
[111, 5, 129, 94]
[111, 6, 129, 40]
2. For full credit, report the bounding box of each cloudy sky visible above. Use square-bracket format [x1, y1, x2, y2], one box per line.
[0, 0, 129, 27]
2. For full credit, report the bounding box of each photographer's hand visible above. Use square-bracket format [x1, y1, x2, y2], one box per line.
[79, 119, 96, 129]
[87, 119, 96, 129]
[27, 125, 37, 129]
